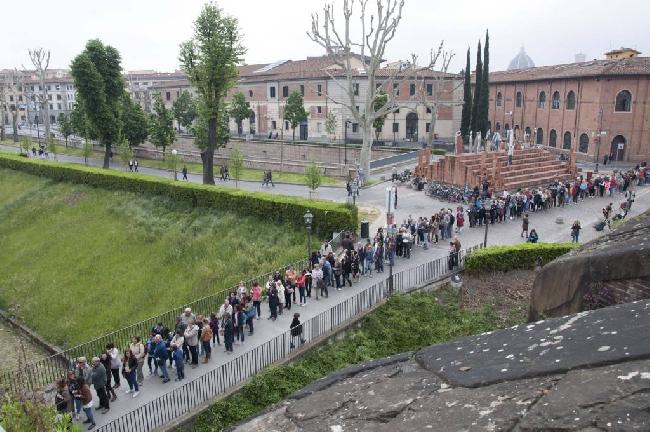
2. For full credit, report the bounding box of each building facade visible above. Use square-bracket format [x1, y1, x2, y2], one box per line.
[487, 54, 650, 162]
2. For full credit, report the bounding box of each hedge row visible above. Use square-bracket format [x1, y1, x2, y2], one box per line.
[0, 152, 357, 236]
[464, 242, 577, 274]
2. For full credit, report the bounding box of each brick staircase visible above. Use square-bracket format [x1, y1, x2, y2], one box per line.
[417, 147, 577, 191]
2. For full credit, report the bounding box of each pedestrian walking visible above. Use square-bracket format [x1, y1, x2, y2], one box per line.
[134, 159, 139, 172]
[521, 214, 529, 238]
[128, 160, 134, 172]
[571, 220, 581, 243]
[182, 165, 188, 180]
[90, 357, 110, 413]
[289, 313, 305, 349]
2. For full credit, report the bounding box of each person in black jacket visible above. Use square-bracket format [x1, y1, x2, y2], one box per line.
[290, 313, 305, 349]
[223, 313, 234, 354]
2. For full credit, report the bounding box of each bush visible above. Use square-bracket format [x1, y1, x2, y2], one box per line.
[0, 152, 357, 236]
[464, 242, 577, 274]
[431, 148, 447, 155]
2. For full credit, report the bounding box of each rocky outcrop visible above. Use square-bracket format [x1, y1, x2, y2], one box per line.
[529, 210, 650, 321]
[231, 299, 650, 431]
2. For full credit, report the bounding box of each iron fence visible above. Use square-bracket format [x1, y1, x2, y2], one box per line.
[94, 243, 482, 432]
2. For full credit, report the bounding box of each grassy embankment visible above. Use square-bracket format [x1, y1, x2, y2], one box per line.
[0, 168, 307, 347]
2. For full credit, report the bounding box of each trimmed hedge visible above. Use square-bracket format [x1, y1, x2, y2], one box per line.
[465, 242, 577, 274]
[431, 148, 447, 155]
[0, 152, 357, 236]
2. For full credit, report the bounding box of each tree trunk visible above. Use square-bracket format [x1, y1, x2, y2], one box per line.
[292, 128, 296, 142]
[359, 124, 372, 179]
[427, 109, 438, 146]
[103, 144, 111, 169]
[203, 117, 216, 184]
[12, 113, 18, 143]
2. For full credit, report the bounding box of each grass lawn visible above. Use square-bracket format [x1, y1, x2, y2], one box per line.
[0, 140, 343, 186]
[0, 168, 307, 347]
[188, 288, 513, 431]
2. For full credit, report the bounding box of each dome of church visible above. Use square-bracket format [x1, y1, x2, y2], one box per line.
[508, 46, 535, 70]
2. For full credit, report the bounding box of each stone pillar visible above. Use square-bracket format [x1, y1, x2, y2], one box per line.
[455, 133, 464, 155]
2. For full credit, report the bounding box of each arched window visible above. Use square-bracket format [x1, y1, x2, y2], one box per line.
[552, 91, 560, 109]
[495, 122, 501, 131]
[536, 128, 544, 145]
[549, 129, 557, 147]
[516, 91, 523, 108]
[579, 133, 589, 153]
[525, 126, 531, 139]
[563, 131, 572, 150]
[538, 91, 546, 109]
[504, 123, 510, 132]
[496, 92, 503, 107]
[566, 91, 576, 110]
[615, 90, 632, 112]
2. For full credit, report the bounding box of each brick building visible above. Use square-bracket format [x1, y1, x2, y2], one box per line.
[487, 51, 650, 163]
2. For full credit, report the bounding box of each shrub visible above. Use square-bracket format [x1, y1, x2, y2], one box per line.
[431, 148, 447, 155]
[464, 242, 577, 274]
[0, 152, 357, 236]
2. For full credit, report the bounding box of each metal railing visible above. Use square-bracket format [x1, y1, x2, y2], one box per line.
[94, 243, 482, 432]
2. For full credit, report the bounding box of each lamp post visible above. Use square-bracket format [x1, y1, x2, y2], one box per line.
[483, 197, 493, 247]
[171, 149, 178, 181]
[304, 210, 313, 267]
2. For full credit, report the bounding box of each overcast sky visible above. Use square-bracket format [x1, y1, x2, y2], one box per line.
[3, 0, 648, 74]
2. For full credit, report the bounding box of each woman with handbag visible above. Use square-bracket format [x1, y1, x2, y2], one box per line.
[122, 349, 140, 398]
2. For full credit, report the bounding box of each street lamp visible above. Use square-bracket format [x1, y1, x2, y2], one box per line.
[171, 149, 178, 181]
[483, 197, 493, 247]
[304, 210, 313, 267]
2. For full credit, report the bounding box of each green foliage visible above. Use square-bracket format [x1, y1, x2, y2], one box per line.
[82, 139, 93, 165]
[192, 106, 230, 151]
[478, 30, 490, 137]
[283, 90, 308, 141]
[69, 102, 95, 140]
[431, 148, 447, 155]
[20, 137, 31, 155]
[464, 242, 578, 274]
[372, 92, 389, 140]
[70, 39, 125, 168]
[470, 40, 482, 139]
[0, 152, 357, 240]
[191, 290, 503, 432]
[149, 94, 175, 157]
[172, 90, 197, 131]
[167, 150, 181, 179]
[58, 113, 73, 147]
[228, 146, 244, 188]
[179, 3, 245, 183]
[0, 167, 310, 346]
[118, 140, 134, 170]
[325, 111, 337, 137]
[229, 91, 251, 135]
[304, 160, 322, 194]
[0, 394, 78, 432]
[460, 48, 472, 144]
[47, 137, 57, 157]
[121, 95, 149, 147]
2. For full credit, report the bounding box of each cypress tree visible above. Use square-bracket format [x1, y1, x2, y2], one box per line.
[478, 30, 490, 136]
[470, 40, 482, 140]
[460, 48, 472, 145]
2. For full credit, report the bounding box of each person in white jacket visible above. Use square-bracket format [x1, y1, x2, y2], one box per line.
[275, 281, 285, 316]
[184, 320, 199, 368]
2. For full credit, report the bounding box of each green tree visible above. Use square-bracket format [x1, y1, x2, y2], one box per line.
[70, 39, 125, 168]
[58, 113, 73, 148]
[172, 90, 197, 133]
[20, 137, 31, 156]
[229, 91, 251, 136]
[1, 393, 77, 432]
[149, 94, 175, 159]
[372, 92, 389, 142]
[304, 160, 322, 198]
[118, 139, 134, 170]
[179, 3, 245, 185]
[82, 138, 93, 165]
[325, 111, 337, 141]
[283, 90, 308, 142]
[121, 96, 148, 147]
[69, 102, 96, 140]
[478, 30, 490, 137]
[228, 146, 244, 188]
[460, 48, 472, 146]
[47, 137, 57, 159]
[192, 107, 230, 151]
[470, 40, 483, 145]
[167, 149, 181, 180]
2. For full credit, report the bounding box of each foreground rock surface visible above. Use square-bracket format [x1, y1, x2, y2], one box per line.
[232, 300, 650, 431]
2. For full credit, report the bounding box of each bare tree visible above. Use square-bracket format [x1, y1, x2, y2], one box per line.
[308, 0, 406, 176]
[4, 70, 23, 143]
[29, 48, 51, 139]
[0, 75, 6, 141]
[410, 41, 462, 146]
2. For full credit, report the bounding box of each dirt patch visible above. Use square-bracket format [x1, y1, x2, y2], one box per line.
[63, 191, 86, 206]
[358, 206, 381, 225]
[461, 270, 536, 327]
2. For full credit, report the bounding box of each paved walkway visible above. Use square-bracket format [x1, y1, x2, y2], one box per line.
[3, 143, 650, 427]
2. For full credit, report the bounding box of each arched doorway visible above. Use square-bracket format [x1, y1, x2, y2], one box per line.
[406, 112, 418, 141]
[549, 129, 557, 147]
[579, 133, 589, 153]
[249, 111, 256, 135]
[610, 135, 626, 161]
[563, 131, 572, 150]
[536, 128, 543, 145]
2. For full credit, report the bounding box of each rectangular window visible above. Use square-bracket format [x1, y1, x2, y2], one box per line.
[317, 106, 322, 114]
[249, 90, 253, 97]
[409, 83, 416, 96]
[56, 84, 60, 91]
[270, 86, 276, 98]
[271, 120, 277, 129]
[352, 123, 359, 133]
[317, 84, 322, 96]
[57, 103, 62, 110]
[392, 122, 399, 132]
[282, 86, 289, 97]
[426, 123, 431, 132]
[47, 85, 51, 91]
[18, 95, 23, 102]
[317, 123, 322, 133]
[353, 83, 359, 96]
[176, 91, 180, 97]
[57, 94, 62, 100]
[426, 83, 433, 96]
[355, 106, 359, 113]
[166, 92, 171, 101]
[285, 121, 289, 130]
[393, 83, 399, 96]
[49, 103, 53, 110]
[9, 95, 13, 102]
[300, 85, 305, 96]
[48, 94, 52, 101]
